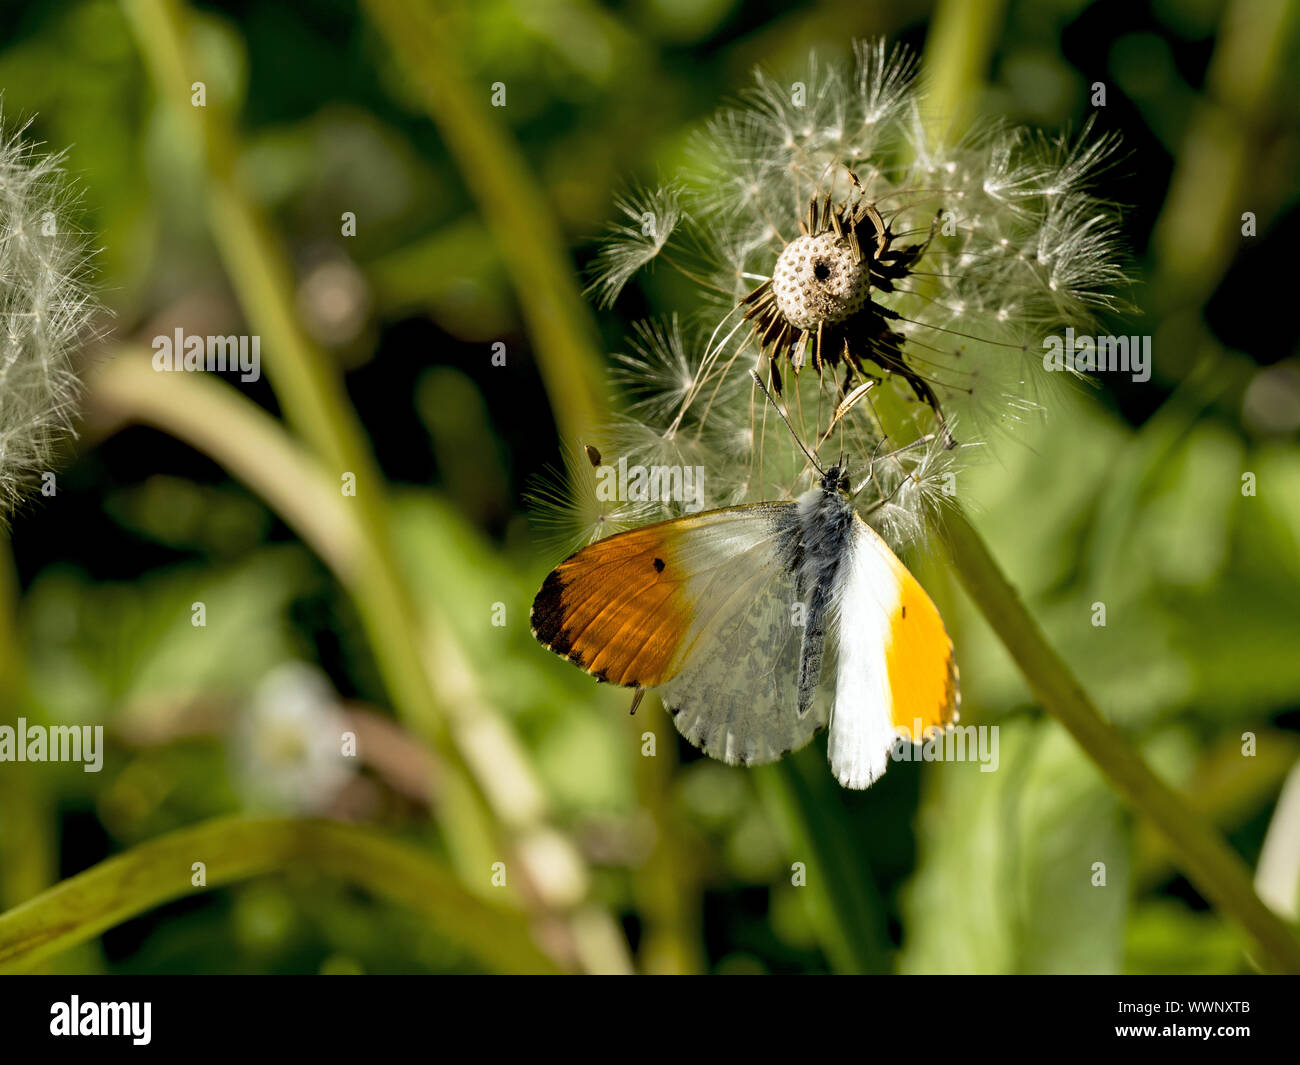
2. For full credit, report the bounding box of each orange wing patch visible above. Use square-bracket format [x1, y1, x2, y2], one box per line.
[884, 570, 959, 741]
[530, 524, 694, 688]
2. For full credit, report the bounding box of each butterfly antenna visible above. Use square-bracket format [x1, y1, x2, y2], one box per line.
[749, 368, 825, 475]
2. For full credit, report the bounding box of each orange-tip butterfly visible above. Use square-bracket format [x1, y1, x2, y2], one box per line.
[531, 372, 959, 788]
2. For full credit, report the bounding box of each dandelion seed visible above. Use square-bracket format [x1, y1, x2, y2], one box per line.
[525, 443, 660, 555]
[584, 183, 682, 309]
[610, 315, 700, 422]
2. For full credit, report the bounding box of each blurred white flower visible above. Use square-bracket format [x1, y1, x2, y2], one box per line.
[236, 662, 354, 813]
[0, 114, 98, 515]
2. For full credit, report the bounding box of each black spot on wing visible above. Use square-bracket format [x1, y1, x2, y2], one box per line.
[653, 557, 665, 572]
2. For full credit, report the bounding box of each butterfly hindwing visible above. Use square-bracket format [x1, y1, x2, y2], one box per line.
[659, 534, 834, 767]
[828, 515, 959, 788]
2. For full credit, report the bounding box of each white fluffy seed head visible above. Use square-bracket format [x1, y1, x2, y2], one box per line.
[0, 113, 98, 518]
[575, 40, 1130, 549]
[772, 233, 869, 330]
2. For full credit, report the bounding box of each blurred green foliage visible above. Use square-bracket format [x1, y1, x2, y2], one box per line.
[0, 0, 1298, 974]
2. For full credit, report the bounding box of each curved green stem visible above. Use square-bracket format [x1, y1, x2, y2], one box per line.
[88, 351, 631, 971]
[91, 352, 366, 582]
[921, 0, 1007, 141]
[361, 0, 607, 448]
[0, 816, 562, 974]
[939, 506, 1300, 973]
[120, 0, 445, 751]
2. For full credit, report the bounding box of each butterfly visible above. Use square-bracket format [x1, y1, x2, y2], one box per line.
[530, 375, 959, 788]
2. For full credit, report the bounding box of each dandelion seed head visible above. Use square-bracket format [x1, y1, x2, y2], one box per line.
[574, 39, 1130, 547]
[0, 112, 98, 518]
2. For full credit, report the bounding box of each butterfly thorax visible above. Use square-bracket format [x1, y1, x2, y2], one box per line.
[791, 477, 855, 593]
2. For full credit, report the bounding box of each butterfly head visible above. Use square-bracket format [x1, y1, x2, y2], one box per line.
[820, 465, 851, 495]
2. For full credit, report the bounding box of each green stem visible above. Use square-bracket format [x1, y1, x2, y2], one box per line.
[120, 0, 444, 748]
[0, 816, 562, 974]
[361, 0, 607, 449]
[912, 1, 1299, 970]
[91, 353, 366, 582]
[921, 0, 1007, 141]
[757, 752, 891, 974]
[0, 536, 57, 938]
[939, 506, 1300, 973]
[358, 0, 698, 971]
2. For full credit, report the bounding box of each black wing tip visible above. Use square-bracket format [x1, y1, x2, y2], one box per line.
[530, 568, 643, 688]
[530, 569, 569, 648]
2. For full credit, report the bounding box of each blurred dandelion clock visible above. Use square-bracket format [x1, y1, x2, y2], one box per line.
[582, 41, 1130, 542]
[236, 663, 355, 814]
[0, 114, 97, 516]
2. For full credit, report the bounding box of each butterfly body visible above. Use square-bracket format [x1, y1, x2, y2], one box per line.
[530, 470, 958, 788]
[785, 468, 855, 718]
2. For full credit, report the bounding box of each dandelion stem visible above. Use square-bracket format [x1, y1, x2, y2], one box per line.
[921, 0, 1007, 142]
[361, 0, 607, 449]
[938, 505, 1300, 973]
[910, 0, 1300, 971]
[0, 816, 563, 974]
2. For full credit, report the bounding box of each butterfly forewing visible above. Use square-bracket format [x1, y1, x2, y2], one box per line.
[530, 504, 790, 689]
[531, 502, 832, 765]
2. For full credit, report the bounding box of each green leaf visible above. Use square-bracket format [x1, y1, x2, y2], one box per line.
[900, 721, 1130, 973]
[0, 816, 563, 974]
